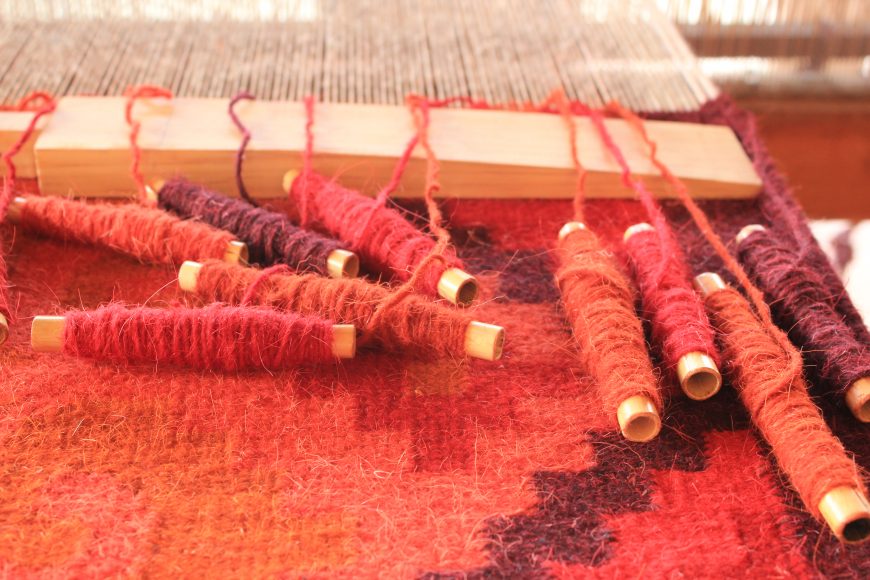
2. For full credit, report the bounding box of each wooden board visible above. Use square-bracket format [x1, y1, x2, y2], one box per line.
[34, 97, 761, 199]
[0, 111, 45, 179]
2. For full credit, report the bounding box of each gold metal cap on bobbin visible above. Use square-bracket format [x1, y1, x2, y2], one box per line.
[677, 352, 722, 400]
[326, 249, 360, 279]
[558, 221, 587, 241]
[31, 316, 66, 352]
[617, 395, 661, 442]
[282, 170, 301, 193]
[223, 241, 249, 264]
[818, 486, 870, 543]
[0, 312, 8, 346]
[331, 324, 357, 359]
[178, 261, 204, 292]
[623, 222, 654, 242]
[464, 321, 505, 361]
[693, 272, 728, 298]
[735, 224, 766, 246]
[845, 377, 870, 423]
[438, 268, 479, 306]
[6, 196, 26, 224]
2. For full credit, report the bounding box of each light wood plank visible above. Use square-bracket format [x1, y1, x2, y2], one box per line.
[34, 96, 761, 199]
[0, 112, 46, 179]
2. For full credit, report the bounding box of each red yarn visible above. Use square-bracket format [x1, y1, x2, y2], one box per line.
[0, 91, 54, 111]
[290, 97, 464, 297]
[228, 91, 256, 205]
[190, 260, 473, 357]
[556, 226, 662, 421]
[59, 303, 335, 371]
[124, 85, 173, 202]
[702, 285, 864, 518]
[624, 228, 720, 371]
[17, 195, 236, 266]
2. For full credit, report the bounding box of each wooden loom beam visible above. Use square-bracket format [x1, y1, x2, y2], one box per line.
[7, 96, 760, 199]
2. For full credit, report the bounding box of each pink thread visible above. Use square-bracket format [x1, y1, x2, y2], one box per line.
[124, 85, 173, 202]
[59, 304, 336, 371]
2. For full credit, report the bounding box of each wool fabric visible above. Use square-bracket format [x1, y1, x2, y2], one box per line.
[702, 284, 865, 518]
[191, 260, 472, 357]
[624, 227, 720, 372]
[59, 303, 335, 371]
[291, 97, 464, 297]
[17, 195, 235, 265]
[157, 178, 343, 274]
[738, 228, 870, 396]
[555, 226, 662, 421]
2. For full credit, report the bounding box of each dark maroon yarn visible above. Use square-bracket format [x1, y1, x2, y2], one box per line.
[737, 227, 870, 396]
[158, 178, 344, 274]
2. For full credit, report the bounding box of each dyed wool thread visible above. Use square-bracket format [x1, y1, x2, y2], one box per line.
[699, 278, 867, 532]
[58, 304, 335, 371]
[556, 225, 663, 427]
[737, 228, 870, 398]
[624, 227, 720, 376]
[15, 195, 237, 265]
[227, 91, 257, 205]
[190, 259, 471, 358]
[125, 85, 173, 202]
[157, 178, 345, 275]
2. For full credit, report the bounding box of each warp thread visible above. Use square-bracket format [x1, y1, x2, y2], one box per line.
[289, 97, 463, 296]
[124, 85, 173, 202]
[556, 226, 662, 419]
[738, 228, 870, 395]
[17, 195, 236, 265]
[157, 178, 343, 274]
[191, 260, 471, 357]
[702, 285, 864, 517]
[60, 303, 335, 371]
[228, 91, 257, 205]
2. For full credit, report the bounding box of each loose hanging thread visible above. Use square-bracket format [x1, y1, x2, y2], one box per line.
[737, 225, 870, 421]
[696, 273, 870, 543]
[286, 96, 477, 305]
[0, 92, 57, 343]
[586, 107, 721, 400]
[549, 90, 662, 442]
[227, 91, 257, 205]
[36, 304, 342, 371]
[125, 85, 173, 204]
[179, 259, 503, 361]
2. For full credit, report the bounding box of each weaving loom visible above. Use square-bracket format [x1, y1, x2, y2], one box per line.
[1, 1, 869, 577]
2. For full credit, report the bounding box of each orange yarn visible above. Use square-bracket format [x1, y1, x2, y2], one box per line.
[702, 285, 864, 517]
[191, 260, 474, 357]
[556, 226, 662, 418]
[17, 195, 235, 265]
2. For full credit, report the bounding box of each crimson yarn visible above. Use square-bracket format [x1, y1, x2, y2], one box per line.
[59, 303, 335, 371]
[16, 195, 235, 265]
[702, 284, 864, 519]
[624, 227, 720, 372]
[157, 178, 343, 274]
[555, 226, 662, 422]
[191, 260, 471, 357]
[737, 228, 870, 396]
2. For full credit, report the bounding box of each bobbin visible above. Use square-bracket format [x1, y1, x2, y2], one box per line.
[30, 315, 357, 359]
[617, 395, 661, 443]
[624, 222, 722, 401]
[0, 313, 8, 346]
[178, 260, 503, 361]
[283, 170, 478, 304]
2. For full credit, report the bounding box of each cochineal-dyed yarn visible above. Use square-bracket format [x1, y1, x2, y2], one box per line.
[702, 283, 864, 519]
[124, 85, 173, 202]
[624, 227, 719, 372]
[227, 91, 256, 205]
[157, 178, 343, 274]
[58, 303, 335, 371]
[738, 228, 870, 396]
[16, 195, 235, 265]
[555, 226, 662, 422]
[191, 259, 471, 357]
[289, 171, 462, 294]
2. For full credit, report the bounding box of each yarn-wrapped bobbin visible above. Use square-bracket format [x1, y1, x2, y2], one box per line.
[283, 170, 479, 305]
[623, 222, 722, 401]
[695, 271, 870, 543]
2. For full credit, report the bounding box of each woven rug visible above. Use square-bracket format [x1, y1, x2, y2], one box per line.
[1, 97, 867, 578]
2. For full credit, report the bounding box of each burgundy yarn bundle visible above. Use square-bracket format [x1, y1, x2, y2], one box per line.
[157, 178, 343, 274]
[624, 227, 719, 373]
[191, 259, 472, 357]
[738, 228, 870, 395]
[16, 195, 235, 265]
[60, 303, 335, 371]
